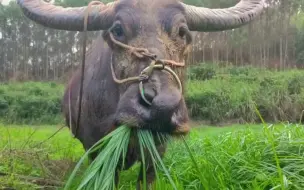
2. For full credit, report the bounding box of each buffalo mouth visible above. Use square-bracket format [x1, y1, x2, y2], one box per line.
[114, 112, 190, 134]
[113, 84, 190, 136]
[114, 112, 190, 136]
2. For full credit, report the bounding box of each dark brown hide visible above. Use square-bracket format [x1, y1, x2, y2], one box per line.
[61, 1, 191, 188]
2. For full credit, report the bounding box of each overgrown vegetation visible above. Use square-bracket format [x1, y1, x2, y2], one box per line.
[186, 64, 304, 124]
[1, 123, 304, 189]
[0, 82, 64, 125]
[1, 64, 304, 125]
[2, 0, 304, 82]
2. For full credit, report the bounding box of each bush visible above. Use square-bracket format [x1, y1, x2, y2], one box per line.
[185, 64, 304, 124]
[187, 63, 217, 81]
[185, 78, 258, 124]
[1, 64, 304, 125]
[0, 82, 64, 125]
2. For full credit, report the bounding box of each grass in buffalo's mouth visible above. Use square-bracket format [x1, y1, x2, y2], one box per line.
[64, 126, 130, 190]
[137, 130, 177, 190]
[64, 125, 177, 190]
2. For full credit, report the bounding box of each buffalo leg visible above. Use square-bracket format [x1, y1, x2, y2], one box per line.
[136, 161, 156, 190]
[136, 144, 167, 190]
[115, 168, 121, 188]
[88, 151, 98, 162]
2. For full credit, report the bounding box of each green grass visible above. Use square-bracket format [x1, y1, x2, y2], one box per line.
[1, 122, 304, 189]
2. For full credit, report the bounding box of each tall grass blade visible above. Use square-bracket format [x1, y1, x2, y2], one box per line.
[139, 135, 147, 190]
[182, 135, 209, 190]
[254, 105, 285, 190]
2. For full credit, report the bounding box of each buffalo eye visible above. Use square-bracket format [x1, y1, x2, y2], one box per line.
[178, 26, 186, 39]
[110, 21, 125, 41]
[112, 24, 124, 38]
[178, 25, 192, 44]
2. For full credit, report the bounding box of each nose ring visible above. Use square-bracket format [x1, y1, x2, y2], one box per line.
[139, 81, 152, 106]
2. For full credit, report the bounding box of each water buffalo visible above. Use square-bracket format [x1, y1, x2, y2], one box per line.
[17, 0, 264, 188]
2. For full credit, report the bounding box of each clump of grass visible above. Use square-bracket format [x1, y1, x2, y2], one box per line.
[64, 126, 177, 190]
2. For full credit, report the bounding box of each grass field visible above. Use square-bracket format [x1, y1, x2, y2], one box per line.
[1, 59, 304, 189]
[1, 122, 304, 190]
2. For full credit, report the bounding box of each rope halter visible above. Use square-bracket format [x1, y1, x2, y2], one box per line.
[73, 1, 186, 137]
[109, 32, 185, 106]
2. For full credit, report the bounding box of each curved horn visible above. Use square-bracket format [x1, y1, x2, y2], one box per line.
[180, 0, 264, 32]
[17, 0, 117, 31]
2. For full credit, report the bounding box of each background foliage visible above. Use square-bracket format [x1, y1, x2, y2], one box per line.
[1, 0, 304, 82]
[0, 81, 63, 124]
[1, 64, 304, 125]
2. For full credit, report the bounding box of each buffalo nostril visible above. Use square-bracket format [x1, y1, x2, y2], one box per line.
[139, 83, 156, 106]
[150, 88, 182, 120]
